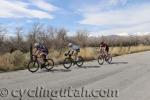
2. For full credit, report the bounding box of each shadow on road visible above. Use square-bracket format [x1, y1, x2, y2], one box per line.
[79, 65, 101, 69]
[49, 69, 71, 73]
[35, 61, 128, 74]
[110, 62, 128, 65]
[36, 69, 71, 73]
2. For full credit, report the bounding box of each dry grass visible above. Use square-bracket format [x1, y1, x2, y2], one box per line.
[0, 45, 150, 72]
[0, 50, 28, 71]
[111, 45, 150, 56]
[47, 45, 150, 64]
[79, 47, 96, 60]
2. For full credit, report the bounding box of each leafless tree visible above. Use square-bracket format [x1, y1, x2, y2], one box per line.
[27, 23, 43, 44]
[0, 25, 7, 43]
[15, 27, 23, 49]
[0, 26, 7, 53]
[75, 30, 89, 47]
[55, 28, 67, 55]
[46, 26, 57, 48]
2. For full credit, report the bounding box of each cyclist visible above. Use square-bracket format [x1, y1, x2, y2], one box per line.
[33, 42, 49, 67]
[99, 41, 109, 55]
[66, 43, 80, 61]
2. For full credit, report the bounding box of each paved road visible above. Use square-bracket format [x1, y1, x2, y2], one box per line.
[0, 51, 150, 100]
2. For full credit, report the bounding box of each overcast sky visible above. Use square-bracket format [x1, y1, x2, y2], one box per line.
[0, 0, 150, 36]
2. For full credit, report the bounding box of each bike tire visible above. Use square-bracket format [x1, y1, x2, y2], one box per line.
[63, 58, 73, 69]
[27, 60, 39, 73]
[106, 54, 112, 64]
[45, 59, 54, 71]
[98, 55, 104, 65]
[76, 56, 84, 67]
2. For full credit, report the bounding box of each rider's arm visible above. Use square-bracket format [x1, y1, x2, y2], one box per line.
[71, 51, 74, 55]
[67, 50, 70, 55]
[33, 48, 40, 55]
[99, 44, 102, 51]
[68, 49, 74, 55]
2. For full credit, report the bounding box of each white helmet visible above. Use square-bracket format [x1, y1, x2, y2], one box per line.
[68, 43, 73, 47]
[34, 43, 40, 48]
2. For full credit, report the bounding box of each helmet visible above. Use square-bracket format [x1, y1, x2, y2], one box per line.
[101, 41, 104, 44]
[34, 43, 40, 48]
[68, 43, 73, 47]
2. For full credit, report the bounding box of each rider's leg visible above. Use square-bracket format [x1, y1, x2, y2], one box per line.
[105, 48, 110, 61]
[73, 51, 77, 61]
[40, 53, 47, 67]
[42, 53, 47, 63]
[75, 51, 79, 61]
[106, 47, 109, 55]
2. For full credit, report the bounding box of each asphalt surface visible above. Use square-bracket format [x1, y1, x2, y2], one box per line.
[0, 51, 150, 100]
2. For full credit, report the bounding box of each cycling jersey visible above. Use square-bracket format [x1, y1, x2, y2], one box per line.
[100, 42, 109, 53]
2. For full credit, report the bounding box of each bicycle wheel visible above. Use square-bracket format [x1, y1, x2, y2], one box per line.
[27, 60, 39, 73]
[44, 59, 54, 71]
[76, 56, 84, 67]
[105, 54, 112, 64]
[63, 58, 73, 69]
[98, 55, 104, 65]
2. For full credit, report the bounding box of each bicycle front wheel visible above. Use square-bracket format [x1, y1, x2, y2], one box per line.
[63, 58, 73, 69]
[45, 59, 54, 71]
[98, 55, 104, 65]
[76, 56, 84, 67]
[27, 60, 39, 73]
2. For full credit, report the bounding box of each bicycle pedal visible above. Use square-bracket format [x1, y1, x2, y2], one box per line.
[73, 62, 76, 66]
[41, 64, 45, 69]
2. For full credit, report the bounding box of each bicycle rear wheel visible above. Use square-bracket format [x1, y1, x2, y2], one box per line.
[76, 56, 84, 67]
[98, 55, 104, 65]
[45, 59, 54, 71]
[63, 58, 73, 69]
[27, 60, 39, 73]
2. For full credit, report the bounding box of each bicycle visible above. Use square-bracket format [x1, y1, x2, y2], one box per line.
[27, 55, 54, 73]
[97, 49, 112, 65]
[63, 53, 84, 69]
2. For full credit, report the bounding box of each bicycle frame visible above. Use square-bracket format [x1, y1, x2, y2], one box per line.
[65, 54, 76, 64]
[99, 49, 108, 58]
[32, 55, 44, 64]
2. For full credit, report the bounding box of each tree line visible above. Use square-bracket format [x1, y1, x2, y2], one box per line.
[0, 23, 150, 54]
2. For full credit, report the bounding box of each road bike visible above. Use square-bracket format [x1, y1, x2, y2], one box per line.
[27, 55, 54, 73]
[27, 44, 54, 73]
[98, 49, 112, 65]
[63, 53, 84, 69]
